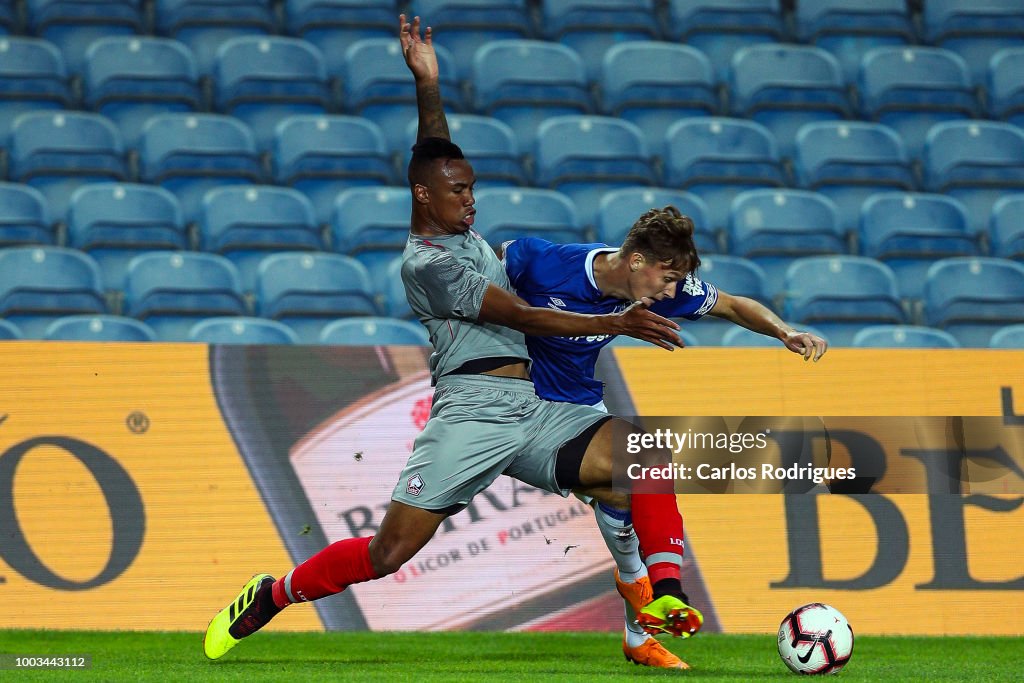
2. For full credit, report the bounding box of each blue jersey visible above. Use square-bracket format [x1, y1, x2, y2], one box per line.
[503, 238, 718, 406]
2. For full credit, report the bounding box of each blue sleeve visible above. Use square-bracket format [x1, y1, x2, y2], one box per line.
[502, 238, 557, 292]
[651, 273, 719, 320]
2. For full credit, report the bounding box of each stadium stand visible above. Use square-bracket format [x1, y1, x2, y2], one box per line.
[0, 182, 53, 247]
[44, 314, 157, 342]
[923, 257, 1024, 347]
[597, 188, 717, 255]
[187, 316, 300, 344]
[0, 37, 71, 141]
[319, 316, 431, 346]
[851, 324, 960, 349]
[472, 187, 584, 245]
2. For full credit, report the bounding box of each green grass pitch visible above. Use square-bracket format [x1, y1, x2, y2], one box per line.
[0, 630, 1020, 681]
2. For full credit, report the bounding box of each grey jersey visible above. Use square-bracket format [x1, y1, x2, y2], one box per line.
[402, 229, 530, 383]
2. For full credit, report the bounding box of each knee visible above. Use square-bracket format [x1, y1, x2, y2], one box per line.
[368, 535, 413, 577]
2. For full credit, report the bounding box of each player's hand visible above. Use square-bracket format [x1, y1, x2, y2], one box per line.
[613, 298, 684, 351]
[399, 14, 439, 82]
[783, 330, 828, 362]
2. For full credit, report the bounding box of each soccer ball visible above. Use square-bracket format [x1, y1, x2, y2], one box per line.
[777, 603, 854, 675]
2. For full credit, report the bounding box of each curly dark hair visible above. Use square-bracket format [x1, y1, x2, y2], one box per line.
[619, 205, 701, 274]
[407, 136, 466, 187]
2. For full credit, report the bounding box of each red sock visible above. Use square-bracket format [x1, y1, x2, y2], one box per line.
[271, 536, 379, 608]
[631, 482, 684, 588]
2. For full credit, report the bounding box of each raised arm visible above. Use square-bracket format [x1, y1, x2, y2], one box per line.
[399, 14, 450, 142]
[709, 291, 828, 361]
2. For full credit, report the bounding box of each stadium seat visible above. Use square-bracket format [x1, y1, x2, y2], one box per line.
[989, 48, 1024, 129]
[924, 121, 1024, 235]
[533, 115, 655, 227]
[665, 0, 785, 82]
[923, 0, 1024, 84]
[8, 111, 126, 219]
[0, 37, 70, 140]
[332, 187, 411, 276]
[0, 3, 14, 34]
[403, 114, 526, 187]
[991, 194, 1024, 262]
[187, 316, 300, 344]
[286, 0, 395, 73]
[139, 113, 263, 222]
[688, 254, 770, 345]
[214, 36, 330, 150]
[27, 0, 143, 74]
[923, 257, 1024, 347]
[729, 189, 845, 297]
[990, 324, 1024, 349]
[782, 256, 906, 346]
[319, 316, 430, 346]
[471, 40, 591, 151]
[0, 246, 106, 337]
[124, 251, 248, 341]
[256, 252, 378, 343]
[0, 319, 22, 339]
[541, 0, 659, 81]
[596, 188, 717, 255]
[0, 183, 53, 247]
[199, 185, 323, 292]
[720, 323, 828, 348]
[68, 183, 188, 291]
[794, 121, 914, 233]
[44, 314, 157, 341]
[860, 192, 978, 300]
[663, 117, 785, 233]
[83, 37, 201, 148]
[600, 42, 717, 152]
[381, 256, 412, 320]
[794, 0, 914, 83]
[851, 325, 959, 349]
[155, 0, 275, 75]
[859, 46, 979, 159]
[606, 327, 700, 349]
[342, 37, 460, 150]
[472, 187, 584, 245]
[274, 115, 394, 225]
[730, 44, 848, 158]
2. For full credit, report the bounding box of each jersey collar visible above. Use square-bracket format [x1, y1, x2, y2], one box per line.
[585, 246, 619, 295]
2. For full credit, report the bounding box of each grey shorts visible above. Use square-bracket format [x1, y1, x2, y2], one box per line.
[391, 373, 608, 512]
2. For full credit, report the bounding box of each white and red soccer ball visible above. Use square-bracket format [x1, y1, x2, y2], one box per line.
[777, 603, 854, 675]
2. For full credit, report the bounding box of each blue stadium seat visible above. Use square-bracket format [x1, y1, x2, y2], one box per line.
[665, 0, 784, 82]
[923, 0, 1024, 85]
[187, 316, 300, 344]
[471, 40, 591, 151]
[989, 48, 1024, 129]
[473, 187, 584, 245]
[200, 185, 323, 292]
[286, 0, 395, 73]
[403, 114, 525, 187]
[342, 38, 460, 151]
[0, 319, 22, 339]
[155, 0, 275, 75]
[794, 121, 914, 233]
[139, 113, 263, 222]
[44, 314, 157, 341]
[541, 0, 659, 81]
[795, 0, 914, 83]
[533, 115, 655, 227]
[0, 246, 106, 337]
[859, 46, 979, 159]
[991, 194, 1024, 262]
[332, 186, 411, 276]
[275, 115, 394, 225]
[729, 189, 845, 297]
[409, 1, 532, 81]
[0, 183, 53, 247]
[0, 38, 70, 140]
[319, 316, 430, 346]
[256, 252, 378, 343]
[124, 251, 247, 341]
[720, 323, 828, 348]
[9, 111, 126, 219]
[0, 3, 14, 34]
[851, 324, 959, 349]
[689, 254, 770, 345]
[730, 44, 848, 158]
[924, 120, 1024, 235]
[214, 36, 330, 150]
[600, 42, 717, 152]
[381, 256, 412, 320]
[606, 327, 700, 348]
[663, 117, 785, 233]
[596, 188, 717, 255]
[782, 255, 906, 346]
[83, 37, 201, 148]
[990, 324, 1024, 349]
[68, 183, 187, 291]
[924, 257, 1024, 348]
[27, 0, 143, 74]
[860, 192, 977, 300]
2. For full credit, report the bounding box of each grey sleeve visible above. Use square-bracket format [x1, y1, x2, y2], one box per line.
[413, 248, 491, 320]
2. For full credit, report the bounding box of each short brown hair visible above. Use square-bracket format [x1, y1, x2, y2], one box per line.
[619, 205, 701, 273]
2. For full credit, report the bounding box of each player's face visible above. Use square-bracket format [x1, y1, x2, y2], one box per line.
[423, 159, 476, 234]
[628, 258, 687, 302]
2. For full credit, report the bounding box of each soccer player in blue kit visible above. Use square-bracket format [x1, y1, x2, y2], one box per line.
[500, 208, 828, 668]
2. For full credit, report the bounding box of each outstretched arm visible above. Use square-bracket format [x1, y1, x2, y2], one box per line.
[399, 14, 450, 142]
[709, 291, 828, 361]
